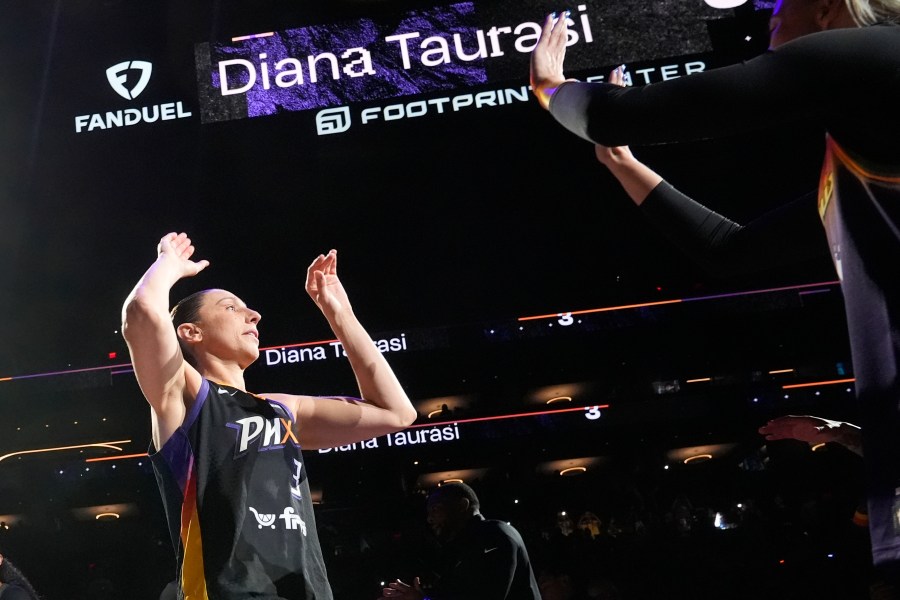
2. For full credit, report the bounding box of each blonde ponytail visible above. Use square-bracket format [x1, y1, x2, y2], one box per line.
[845, 0, 900, 25]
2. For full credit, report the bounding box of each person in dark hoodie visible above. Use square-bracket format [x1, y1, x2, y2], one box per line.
[380, 482, 540, 600]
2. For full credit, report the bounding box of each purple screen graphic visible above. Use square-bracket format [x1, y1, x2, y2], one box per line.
[197, 3, 487, 122]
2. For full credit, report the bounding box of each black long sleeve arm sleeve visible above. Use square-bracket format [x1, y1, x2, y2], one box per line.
[549, 25, 900, 166]
[639, 181, 831, 279]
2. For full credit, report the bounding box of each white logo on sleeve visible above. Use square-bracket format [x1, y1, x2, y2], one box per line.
[249, 506, 277, 529]
[248, 506, 307, 535]
[280, 507, 308, 535]
[106, 60, 153, 100]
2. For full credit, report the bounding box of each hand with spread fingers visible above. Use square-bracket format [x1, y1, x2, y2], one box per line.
[529, 10, 575, 110]
[157, 231, 210, 281]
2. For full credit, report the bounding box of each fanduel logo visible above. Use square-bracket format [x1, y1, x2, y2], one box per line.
[106, 60, 152, 99]
[74, 60, 192, 133]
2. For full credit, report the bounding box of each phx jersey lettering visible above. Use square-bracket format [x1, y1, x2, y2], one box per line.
[150, 379, 333, 600]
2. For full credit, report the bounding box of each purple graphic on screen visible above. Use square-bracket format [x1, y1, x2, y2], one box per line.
[200, 3, 486, 121]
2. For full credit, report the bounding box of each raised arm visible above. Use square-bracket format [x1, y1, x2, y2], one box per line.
[595, 143, 661, 206]
[529, 12, 868, 148]
[592, 67, 828, 278]
[280, 250, 417, 450]
[121, 232, 208, 448]
[598, 144, 828, 278]
[592, 66, 662, 206]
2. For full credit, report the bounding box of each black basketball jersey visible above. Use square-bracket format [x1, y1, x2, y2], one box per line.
[150, 378, 333, 600]
[818, 135, 900, 566]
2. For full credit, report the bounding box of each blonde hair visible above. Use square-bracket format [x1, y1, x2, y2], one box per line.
[846, 0, 900, 24]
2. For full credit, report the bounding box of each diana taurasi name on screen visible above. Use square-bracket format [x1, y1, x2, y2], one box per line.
[317, 422, 462, 454]
[264, 334, 408, 367]
[214, 7, 593, 97]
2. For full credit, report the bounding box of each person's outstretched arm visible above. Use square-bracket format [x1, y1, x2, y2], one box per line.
[121, 232, 207, 449]
[759, 414, 863, 456]
[592, 65, 828, 278]
[600, 145, 828, 277]
[591, 66, 663, 205]
[595, 143, 661, 206]
[588, 70, 757, 276]
[529, 12, 863, 148]
[269, 250, 417, 450]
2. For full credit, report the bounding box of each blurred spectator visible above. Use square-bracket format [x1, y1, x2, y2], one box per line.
[0, 553, 41, 600]
[380, 482, 541, 600]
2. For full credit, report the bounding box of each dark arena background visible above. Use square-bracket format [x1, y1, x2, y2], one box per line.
[0, 1, 872, 598]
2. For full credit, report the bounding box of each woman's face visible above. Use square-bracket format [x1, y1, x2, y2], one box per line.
[768, 0, 825, 48]
[194, 289, 262, 368]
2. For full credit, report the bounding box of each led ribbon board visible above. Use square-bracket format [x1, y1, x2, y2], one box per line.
[195, 0, 725, 124]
